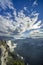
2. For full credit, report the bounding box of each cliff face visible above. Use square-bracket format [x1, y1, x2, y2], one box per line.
[0, 40, 25, 65]
[0, 40, 8, 65]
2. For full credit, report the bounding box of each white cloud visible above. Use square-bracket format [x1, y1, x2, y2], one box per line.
[29, 29, 43, 38]
[24, 7, 27, 11]
[14, 11, 42, 33]
[0, 0, 43, 39]
[32, 0, 38, 6]
[13, 10, 43, 39]
[31, 11, 39, 16]
[0, 0, 14, 9]
[13, 9, 17, 17]
[0, 15, 16, 35]
[0, 0, 15, 20]
[0, 9, 43, 39]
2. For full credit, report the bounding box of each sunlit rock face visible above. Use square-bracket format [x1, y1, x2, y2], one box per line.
[6, 40, 17, 52]
[0, 40, 17, 65]
[0, 40, 25, 65]
[0, 40, 8, 65]
[1, 45, 8, 65]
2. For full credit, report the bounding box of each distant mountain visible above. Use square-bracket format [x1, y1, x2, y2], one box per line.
[0, 36, 14, 40]
[13, 38, 43, 65]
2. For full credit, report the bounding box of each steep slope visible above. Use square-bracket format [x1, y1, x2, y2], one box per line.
[0, 40, 25, 65]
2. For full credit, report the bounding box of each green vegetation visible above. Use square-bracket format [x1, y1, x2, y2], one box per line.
[7, 43, 25, 65]
[7, 55, 25, 65]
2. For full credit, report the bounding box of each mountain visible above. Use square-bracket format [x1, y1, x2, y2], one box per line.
[0, 40, 25, 65]
[13, 38, 43, 65]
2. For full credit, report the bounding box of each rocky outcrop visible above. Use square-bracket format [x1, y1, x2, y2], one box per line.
[0, 40, 25, 65]
[0, 40, 8, 65]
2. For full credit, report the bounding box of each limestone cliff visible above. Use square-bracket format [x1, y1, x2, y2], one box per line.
[0, 40, 25, 65]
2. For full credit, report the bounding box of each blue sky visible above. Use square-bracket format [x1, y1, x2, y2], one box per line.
[0, 0, 43, 40]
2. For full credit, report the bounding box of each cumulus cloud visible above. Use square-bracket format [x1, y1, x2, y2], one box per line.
[15, 11, 43, 39]
[0, 9, 43, 39]
[0, 0, 43, 39]
[29, 29, 43, 38]
[14, 10, 42, 33]
[0, 15, 18, 35]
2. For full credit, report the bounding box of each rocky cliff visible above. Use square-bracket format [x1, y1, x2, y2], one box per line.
[0, 40, 25, 65]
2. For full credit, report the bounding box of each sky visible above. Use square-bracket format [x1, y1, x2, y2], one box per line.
[0, 0, 43, 40]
